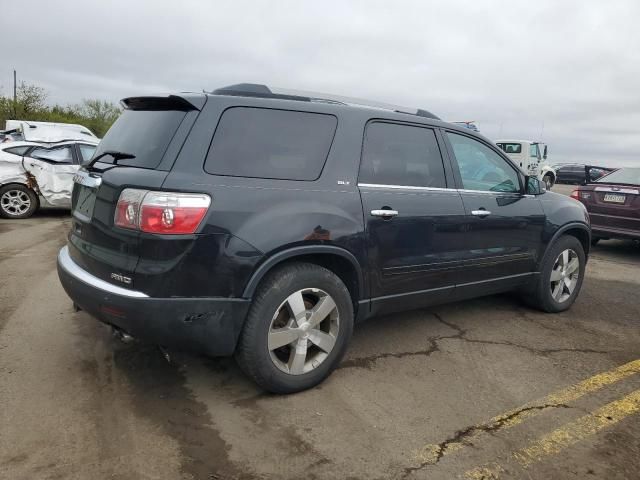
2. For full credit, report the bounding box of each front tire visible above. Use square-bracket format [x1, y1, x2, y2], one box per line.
[236, 262, 354, 394]
[543, 174, 554, 190]
[528, 235, 586, 313]
[0, 184, 38, 219]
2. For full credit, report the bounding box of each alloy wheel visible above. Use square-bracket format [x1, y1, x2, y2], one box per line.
[268, 288, 339, 375]
[550, 248, 579, 303]
[1, 189, 31, 216]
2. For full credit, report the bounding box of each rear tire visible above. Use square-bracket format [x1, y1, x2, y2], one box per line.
[527, 235, 586, 313]
[235, 262, 354, 394]
[0, 184, 38, 219]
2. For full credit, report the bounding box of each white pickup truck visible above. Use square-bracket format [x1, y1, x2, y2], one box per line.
[496, 139, 556, 189]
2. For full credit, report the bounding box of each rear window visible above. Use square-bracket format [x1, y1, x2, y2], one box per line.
[204, 107, 337, 180]
[91, 109, 187, 168]
[2, 145, 30, 156]
[496, 143, 522, 154]
[596, 168, 640, 185]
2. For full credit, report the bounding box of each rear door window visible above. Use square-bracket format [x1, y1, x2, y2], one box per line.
[205, 107, 337, 180]
[29, 145, 74, 164]
[91, 109, 187, 168]
[359, 122, 446, 188]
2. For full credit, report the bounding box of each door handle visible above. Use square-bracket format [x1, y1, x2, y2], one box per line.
[471, 209, 491, 217]
[371, 209, 399, 218]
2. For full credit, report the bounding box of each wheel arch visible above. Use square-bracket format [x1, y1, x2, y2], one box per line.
[545, 223, 591, 263]
[0, 179, 31, 189]
[242, 246, 365, 312]
[0, 181, 40, 203]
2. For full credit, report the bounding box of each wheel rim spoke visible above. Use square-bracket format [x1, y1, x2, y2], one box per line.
[307, 295, 336, 328]
[285, 290, 307, 324]
[288, 340, 308, 374]
[566, 257, 579, 274]
[562, 249, 569, 266]
[563, 277, 572, 290]
[307, 329, 336, 353]
[550, 268, 563, 282]
[552, 281, 564, 300]
[268, 328, 299, 351]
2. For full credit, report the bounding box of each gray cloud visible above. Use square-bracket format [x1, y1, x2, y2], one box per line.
[2, 0, 639, 165]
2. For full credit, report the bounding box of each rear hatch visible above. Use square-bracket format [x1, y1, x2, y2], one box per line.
[68, 94, 205, 292]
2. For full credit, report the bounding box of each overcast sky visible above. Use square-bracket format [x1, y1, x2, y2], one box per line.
[2, 0, 639, 165]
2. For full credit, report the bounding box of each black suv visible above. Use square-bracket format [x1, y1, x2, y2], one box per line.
[58, 84, 590, 393]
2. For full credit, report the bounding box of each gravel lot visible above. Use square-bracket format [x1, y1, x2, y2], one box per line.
[1, 185, 639, 480]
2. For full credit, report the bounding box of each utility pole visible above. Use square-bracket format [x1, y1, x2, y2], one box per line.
[13, 69, 17, 118]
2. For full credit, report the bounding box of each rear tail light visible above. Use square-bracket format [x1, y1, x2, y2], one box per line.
[570, 190, 580, 200]
[114, 188, 211, 234]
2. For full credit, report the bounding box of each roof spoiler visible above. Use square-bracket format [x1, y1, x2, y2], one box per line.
[121, 94, 204, 111]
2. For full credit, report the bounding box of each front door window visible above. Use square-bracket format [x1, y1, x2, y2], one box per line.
[447, 133, 520, 193]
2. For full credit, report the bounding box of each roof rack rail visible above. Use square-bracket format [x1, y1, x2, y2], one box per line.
[211, 83, 440, 120]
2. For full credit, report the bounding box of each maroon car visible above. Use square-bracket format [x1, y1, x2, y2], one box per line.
[571, 167, 640, 244]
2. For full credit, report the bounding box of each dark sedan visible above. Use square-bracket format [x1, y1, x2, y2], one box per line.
[555, 164, 614, 185]
[571, 168, 640, 244]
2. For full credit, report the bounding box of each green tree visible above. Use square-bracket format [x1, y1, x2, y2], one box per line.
[0, 82, 121, 138]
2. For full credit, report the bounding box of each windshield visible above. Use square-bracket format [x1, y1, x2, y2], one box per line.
[596, 167, 640, 185]
[89, 109, 187, 168]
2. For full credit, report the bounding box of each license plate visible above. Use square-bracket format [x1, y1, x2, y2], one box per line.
[73, 185, 97, 220]
[604, 193, 626, 203]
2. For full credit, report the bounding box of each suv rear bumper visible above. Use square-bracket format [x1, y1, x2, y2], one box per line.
[57, 246, 250, 356]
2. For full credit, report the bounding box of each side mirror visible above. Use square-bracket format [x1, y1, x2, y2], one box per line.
[543, 146, 548, 160]
[525, 175, 546, 195]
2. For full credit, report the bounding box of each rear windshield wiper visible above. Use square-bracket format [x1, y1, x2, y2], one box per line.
[86, 150, 136, 169]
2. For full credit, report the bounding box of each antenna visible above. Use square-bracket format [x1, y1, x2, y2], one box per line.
[13, 69, 17, 118]
[539, 121, 545, 142]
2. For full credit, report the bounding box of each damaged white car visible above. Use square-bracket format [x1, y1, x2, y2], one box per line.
[0, 139, 99, 218]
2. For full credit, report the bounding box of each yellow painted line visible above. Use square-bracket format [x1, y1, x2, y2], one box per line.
[465, 388, 640, 479]
[414, 359, 640, 465]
